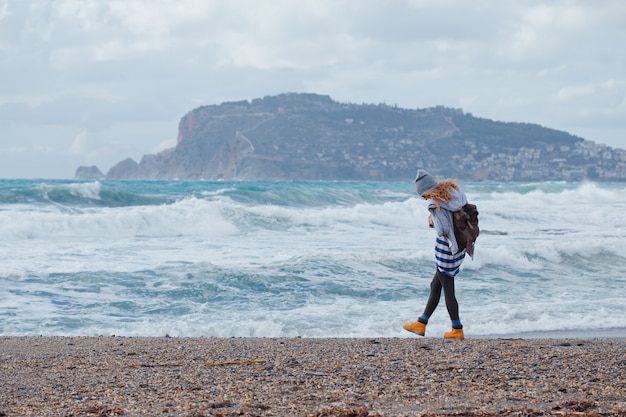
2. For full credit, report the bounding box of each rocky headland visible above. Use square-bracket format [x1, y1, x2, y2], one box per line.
[76, 93, 626, 182]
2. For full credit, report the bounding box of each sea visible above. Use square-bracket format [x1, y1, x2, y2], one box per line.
[1, 179, 625, 339]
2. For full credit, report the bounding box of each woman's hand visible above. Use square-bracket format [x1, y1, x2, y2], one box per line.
[428, 215, 434, 228]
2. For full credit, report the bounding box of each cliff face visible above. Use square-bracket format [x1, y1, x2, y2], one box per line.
[91, 93, 626, 181]
[74, 165, 103, 180]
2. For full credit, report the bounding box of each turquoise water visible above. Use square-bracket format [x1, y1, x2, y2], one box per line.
[1, 179, 625, 337]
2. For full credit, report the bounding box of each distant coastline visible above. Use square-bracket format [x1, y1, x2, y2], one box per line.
[76, 93, 626, 182]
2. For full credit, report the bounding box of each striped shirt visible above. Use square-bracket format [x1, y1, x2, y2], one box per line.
[435, 237, 466, 277]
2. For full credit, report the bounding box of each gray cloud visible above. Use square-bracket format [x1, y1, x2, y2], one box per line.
[1, 0, 625, 178]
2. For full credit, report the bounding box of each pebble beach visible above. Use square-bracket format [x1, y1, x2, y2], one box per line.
[1, 337, 625, 417]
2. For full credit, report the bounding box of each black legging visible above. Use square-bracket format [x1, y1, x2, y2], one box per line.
[423, 269, 459, 321]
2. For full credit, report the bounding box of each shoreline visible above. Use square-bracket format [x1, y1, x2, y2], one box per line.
[1, 336, 625, 416]
[3, 326, 626, 339]
[483, 327, 626, 339]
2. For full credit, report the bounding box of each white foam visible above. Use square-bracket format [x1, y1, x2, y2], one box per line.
[0, 197, 237, 241]
[2, 180, 626, 337]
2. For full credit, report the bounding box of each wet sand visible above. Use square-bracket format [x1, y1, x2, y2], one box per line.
[1, 336, 625, 416]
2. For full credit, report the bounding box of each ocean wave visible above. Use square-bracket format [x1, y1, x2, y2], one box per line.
[2, 179, 626, 337]
[0, 197, 237, 240]
[0, 180, 165, 207]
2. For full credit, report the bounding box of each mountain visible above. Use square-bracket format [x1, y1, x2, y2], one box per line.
[76, 93, 626, 181]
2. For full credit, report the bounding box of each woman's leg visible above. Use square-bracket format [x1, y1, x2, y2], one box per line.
[422, 270, 443, 318]
[439, 271, 462, 328]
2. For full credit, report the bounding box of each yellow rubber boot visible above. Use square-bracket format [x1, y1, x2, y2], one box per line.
[444, 328, 465, 339]
[403, 321, 426, 336]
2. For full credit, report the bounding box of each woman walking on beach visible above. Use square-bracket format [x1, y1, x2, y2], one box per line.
[403, 170, 469, 339]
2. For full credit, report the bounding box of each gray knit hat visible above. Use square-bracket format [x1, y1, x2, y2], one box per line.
[415, 169, 438, 196]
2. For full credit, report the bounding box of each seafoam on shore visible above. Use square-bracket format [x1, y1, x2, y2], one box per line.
[3, 180, 626, 339]
[1, 337, 625, 416]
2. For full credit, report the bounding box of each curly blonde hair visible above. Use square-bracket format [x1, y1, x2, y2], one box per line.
[423, 179, 459, 210]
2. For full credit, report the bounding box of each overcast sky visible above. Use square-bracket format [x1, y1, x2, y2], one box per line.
[1, 0, 625, 178]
